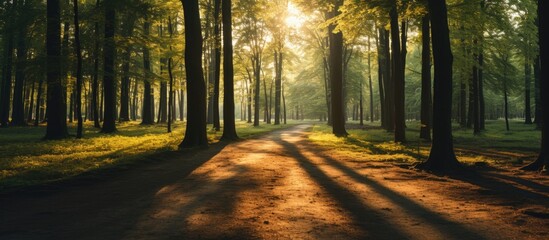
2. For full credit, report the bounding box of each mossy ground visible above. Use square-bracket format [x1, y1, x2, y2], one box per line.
[308, 119, 540, 166]
[0, 120, 297, 189]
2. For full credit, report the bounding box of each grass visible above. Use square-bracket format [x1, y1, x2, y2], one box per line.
[0, 120, 298, 189]
[308, 119, 540, 166]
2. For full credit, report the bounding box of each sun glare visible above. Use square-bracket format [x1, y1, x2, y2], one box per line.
[285, 2, 306, 29]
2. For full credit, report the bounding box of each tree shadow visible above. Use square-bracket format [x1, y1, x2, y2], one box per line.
[0, 141, 252, 240]
[447, 169, 549, 206]
[281, 138, 488, 240]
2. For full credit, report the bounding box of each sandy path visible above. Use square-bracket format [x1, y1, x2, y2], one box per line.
[1, 125, 548, 239]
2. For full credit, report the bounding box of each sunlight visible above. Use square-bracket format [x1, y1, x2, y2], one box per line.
[285, 2, 306, 29]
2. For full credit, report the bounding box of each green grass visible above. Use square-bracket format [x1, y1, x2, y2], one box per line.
[308, 119, 540, 165]
[0, 120, 298, 189]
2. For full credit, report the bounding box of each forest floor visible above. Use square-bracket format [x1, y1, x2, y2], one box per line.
[1, 124, 549, 239]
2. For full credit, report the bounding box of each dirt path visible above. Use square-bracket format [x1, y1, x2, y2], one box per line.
[1, 125, 549, 239]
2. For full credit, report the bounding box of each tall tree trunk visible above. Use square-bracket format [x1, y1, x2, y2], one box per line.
[92, 0, 100, 128]
[263, 76, 270, 124]
[525, 58, 532, 124]
[472, 45, 480, 135]
[522, 0, 548, 171]
[459, 81, 466, 127]
[141, 19, 154, 125]
[0, 26, 14, 127]
[119, 16, 136, 122]
[101, 2, 117, 133]
[179, 0, 208, 148]
[382, 28, 393, 131]
[504, 82, 510, 131]
[367, 35, 374, 123]
[420, 14, 432, 140]
[275, 51, 282, 125]
[73, 0, 83, 138]
[391, 4, 406, 143]
[221, 0, 238, 140]
[479, 54, 486, 129]
[253, 57, 261, 126]
[45, 0, 68, 139]
[212, 0, 221, 131]
[375, 29, 386, 127]
[34, 77, 44, 126]
[11, 26, 27, 126]
[329, 0, 347, 136]
[27, 81, 35, 123]
[534, 55, 542, 128]
[418, 0, 460, 171]
[158, 80, 167, 123]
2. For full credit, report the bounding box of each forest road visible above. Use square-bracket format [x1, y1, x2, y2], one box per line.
[1, 124, 549, 240]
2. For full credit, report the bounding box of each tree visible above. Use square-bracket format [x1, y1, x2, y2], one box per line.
[179, 0, 208, 148]
[220, 0, 238, 141]
[522, 0, 548, 171]
[420, 13, 432, 140]
[417, 0, 460, 171]
[45, 0, 69, 140]
[73, 0, 83, 138]
[101, 1, 117, 133]
[141, 17, 155, 125]
[330, 0, 347, 137]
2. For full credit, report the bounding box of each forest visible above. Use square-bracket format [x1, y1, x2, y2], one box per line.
[0, 0, 548, 239]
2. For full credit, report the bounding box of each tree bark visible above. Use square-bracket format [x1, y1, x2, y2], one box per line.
[101, 2, 117, 133]
[525, 59, 532, 124]
[212, 0, 221, 131]
[420, 14, 432, 140]
[119, 15, 136, 122]
[92, 0, 100, 128]
[522, 0, 548, 171]
[220, 0, 238, 140]
[73, 0, 83, 138]
[11, 24, 28, 126]
[391, 4, 406, 143]
[45, 0, 69, 139]
[418, 0, 460, 171]
[329, 0, 347, 137]
[179, 0, 208, 148]
[141, 19, 154, 125]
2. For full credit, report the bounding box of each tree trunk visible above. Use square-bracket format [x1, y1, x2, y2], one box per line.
[11, 25, 28, 126]
[479, 51, 486, 130]
[73, 0, 83, 138]
[375, 29, 386, 127]
[0, 26, 14, 127]
[534, 55, 542, 128]
[420, 14, 432, 140]
[92, 0, 100, 128]
[504, 82, 510, 131]
[141, 19, 154, 125]
[179, 0, 208, 148]
[220, 0, 238, 141]
[275, 51, 282, 125]
[418, 0, 460, 171]
[119, 16, 136, 122]
[27, 81, 35, 123]
[525, 59, 532, 124]
[101, 2, 117, 133]
[253, 57, 261, 126]
[391, 4, 406, 143]
[212, 0, 221, 131]
[329, 0, 347, 136]
[45, 0, 68, 139]
[34, 77, 44, 126]
[472, 45, 481, 135]
[522, 0, 548, 170]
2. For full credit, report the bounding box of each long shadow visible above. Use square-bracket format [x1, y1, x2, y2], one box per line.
[278, 139, 411, 239]
[447, 170, 549, 205]
[0, 141, 235, 240]
[484, 172, 549, 193]
[288, 139, 487, 240]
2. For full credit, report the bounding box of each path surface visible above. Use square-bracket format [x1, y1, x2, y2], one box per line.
[1, 125, 549, 239]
